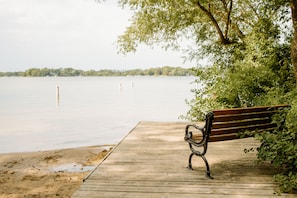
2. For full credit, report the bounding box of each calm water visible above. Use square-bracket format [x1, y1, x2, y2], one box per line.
[0, 76, 196, 153]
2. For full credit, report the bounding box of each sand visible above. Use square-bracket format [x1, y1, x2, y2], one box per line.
[0, 145, 112, 198]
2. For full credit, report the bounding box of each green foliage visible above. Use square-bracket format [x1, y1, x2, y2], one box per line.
[118, 0, 239, 53]
[184, 17, 295, 120]
[255, 100, 297, 193]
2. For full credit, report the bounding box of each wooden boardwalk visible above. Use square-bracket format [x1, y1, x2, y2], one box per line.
[72, 121, 295, 197]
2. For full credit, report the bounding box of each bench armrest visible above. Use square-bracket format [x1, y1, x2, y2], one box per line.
[184, 124, 207, 147]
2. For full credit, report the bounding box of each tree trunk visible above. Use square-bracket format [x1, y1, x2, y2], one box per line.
[290, 0, 297, 81]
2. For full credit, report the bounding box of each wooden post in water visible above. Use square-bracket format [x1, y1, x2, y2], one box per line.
[119, 82, 123, 92]
[56, 85, 60, 106]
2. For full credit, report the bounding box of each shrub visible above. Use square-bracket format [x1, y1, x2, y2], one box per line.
[256, 93, 297, 193]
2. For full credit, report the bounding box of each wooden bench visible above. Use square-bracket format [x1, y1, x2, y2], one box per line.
[184, 104, 290, 179]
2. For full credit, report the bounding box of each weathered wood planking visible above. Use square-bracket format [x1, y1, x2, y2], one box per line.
[72, 121, 293, 198]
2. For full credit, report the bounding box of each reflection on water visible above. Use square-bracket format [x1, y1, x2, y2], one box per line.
[56, 85, 60, 106]
[0, 76, 197, 153]
[51, 163, 95, 173]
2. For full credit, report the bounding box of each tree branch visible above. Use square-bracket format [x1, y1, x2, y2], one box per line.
[224, 0, 232, 38]
[290, 0, 297, 81]
[196, 1, 232, 44]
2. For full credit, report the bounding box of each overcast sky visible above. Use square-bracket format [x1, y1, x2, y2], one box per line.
[0, 0, 193, 72]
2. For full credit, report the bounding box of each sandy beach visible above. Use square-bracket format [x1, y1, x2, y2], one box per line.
[0, 145, 112, 198]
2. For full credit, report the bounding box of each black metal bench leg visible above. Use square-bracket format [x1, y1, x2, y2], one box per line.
[188, 152, 214, 179]
[201, 155, 214, 179]
[187, 153, 194, 170]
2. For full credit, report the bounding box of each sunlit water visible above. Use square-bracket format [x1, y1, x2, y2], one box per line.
[0, 76, 196, 153]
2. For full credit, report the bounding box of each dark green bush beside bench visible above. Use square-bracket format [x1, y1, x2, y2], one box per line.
[184, 104, 290, 179]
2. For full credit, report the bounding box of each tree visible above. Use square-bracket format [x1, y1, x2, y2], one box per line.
[118, 0, 297, 192]
[118, 0, 296, 112]
[118, 0, 297, 81]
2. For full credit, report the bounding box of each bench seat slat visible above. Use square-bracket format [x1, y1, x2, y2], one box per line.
[211, 123, 276, 136]
[211, 118, 272, 129]
[208, 127, 277, 142]
[212, 104, 289, 116]
[213, 111, 275, 122]
[208, 133, 239, 142]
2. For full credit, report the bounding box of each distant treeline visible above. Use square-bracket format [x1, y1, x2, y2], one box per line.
[0, 66, 194, 77]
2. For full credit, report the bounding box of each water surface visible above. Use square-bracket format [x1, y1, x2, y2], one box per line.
[0, 76, 196, 153]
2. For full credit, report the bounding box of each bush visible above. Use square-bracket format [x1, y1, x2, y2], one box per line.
[256, 94, 297, 193]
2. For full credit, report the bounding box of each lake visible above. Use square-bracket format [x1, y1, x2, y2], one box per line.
[0, 76, 196, 153]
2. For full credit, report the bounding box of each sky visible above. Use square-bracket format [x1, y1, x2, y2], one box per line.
[0, 0, 194, 72]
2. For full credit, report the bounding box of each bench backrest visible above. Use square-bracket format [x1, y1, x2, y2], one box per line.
[206, 104, 290, 142]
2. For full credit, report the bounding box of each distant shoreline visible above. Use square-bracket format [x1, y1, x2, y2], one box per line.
[0, 66, 195, 77]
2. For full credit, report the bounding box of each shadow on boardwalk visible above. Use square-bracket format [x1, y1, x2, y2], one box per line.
[72, 121, 296, 198]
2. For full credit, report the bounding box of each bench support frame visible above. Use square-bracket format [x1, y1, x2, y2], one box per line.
[184, 112, 214, 179]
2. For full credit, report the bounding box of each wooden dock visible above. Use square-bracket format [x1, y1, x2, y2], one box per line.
[72, 121, 294, 197]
